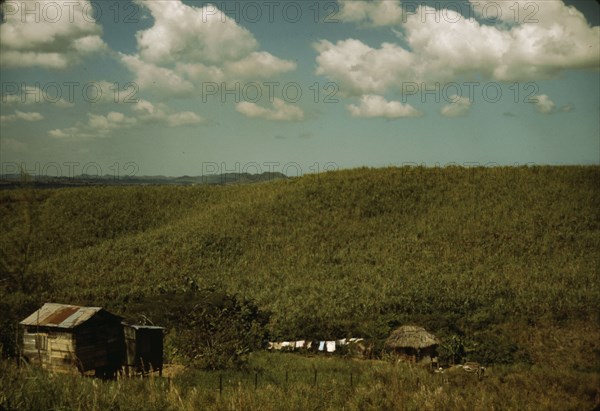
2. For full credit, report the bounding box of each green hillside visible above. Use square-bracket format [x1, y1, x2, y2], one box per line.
[1, 166, 599, 368]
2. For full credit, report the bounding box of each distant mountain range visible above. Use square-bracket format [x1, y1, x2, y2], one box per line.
[0, 172, 288, 189]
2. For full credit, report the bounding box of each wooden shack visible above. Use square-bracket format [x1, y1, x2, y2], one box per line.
[123, 324, 164, 375]
[384, 325, 439, 363]
[20, 303, 124, 376]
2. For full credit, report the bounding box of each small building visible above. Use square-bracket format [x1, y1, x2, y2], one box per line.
[123, 324, 164, 375]
[384, 325, 439, 363]
[20, 303, 124, 376]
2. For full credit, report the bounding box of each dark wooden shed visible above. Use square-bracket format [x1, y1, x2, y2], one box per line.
[20, 303, 124, 376]
[123, 324, 164, 375]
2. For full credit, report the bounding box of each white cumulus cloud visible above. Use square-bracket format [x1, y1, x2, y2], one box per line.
[49, 112, 137, 139]
[0, 111, 44, 122]
[440, 96, 472, 117]
[87, 112, 137, 130]
[338, 0, 404, 27]
[165, 112, 204, 127]
[0, 0, 107, 69]
[49, 99, 205, 139]
[532, 94, 556, 114]
[2, 85, 74, 108]
[316, 1, 599, 95]
[132, 99, 205, 127]
[314, 39, 414, 96]
[120, 54, 196, 98]
[236, 98, 304, 121]
[347, 95, 423, 119]
[121, 0, 296, 98]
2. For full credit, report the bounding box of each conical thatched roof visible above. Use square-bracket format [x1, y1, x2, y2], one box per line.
[385, 325, 439, 349]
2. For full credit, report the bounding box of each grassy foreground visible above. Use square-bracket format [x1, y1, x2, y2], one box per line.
[1, 352, 598, 411]
[1, 166, 599, 409]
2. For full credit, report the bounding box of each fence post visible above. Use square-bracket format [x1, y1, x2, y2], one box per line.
[15, 321, 19, 367]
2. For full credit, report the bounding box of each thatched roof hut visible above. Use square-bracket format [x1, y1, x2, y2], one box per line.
[385, 325, 439, 363]
[385, 325, 439, 349]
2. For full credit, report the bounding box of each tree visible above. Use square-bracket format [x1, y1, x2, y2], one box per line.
[122, 286, 269, 370]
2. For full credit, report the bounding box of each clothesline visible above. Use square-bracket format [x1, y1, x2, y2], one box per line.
[268, 338, 365, 353]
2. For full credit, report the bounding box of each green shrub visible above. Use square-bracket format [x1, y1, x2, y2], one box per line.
[121, 286, 269, 370]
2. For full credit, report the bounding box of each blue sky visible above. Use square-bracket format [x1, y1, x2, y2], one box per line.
[1, 0, 598, 177]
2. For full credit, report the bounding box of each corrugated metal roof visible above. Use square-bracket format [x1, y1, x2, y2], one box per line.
[20, 303, 119, 329]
